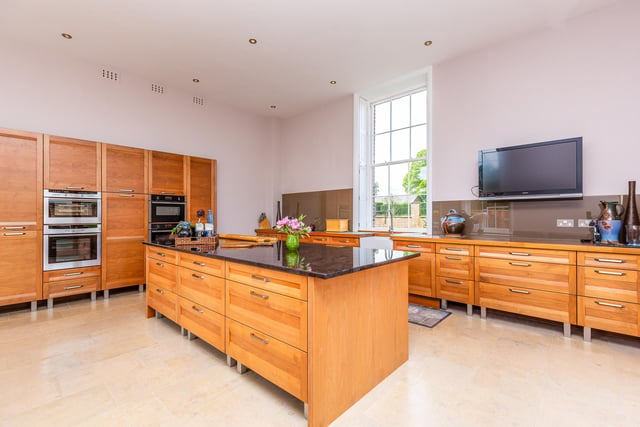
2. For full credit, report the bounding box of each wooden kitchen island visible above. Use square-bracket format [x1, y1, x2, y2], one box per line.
[144, 240, 418, 427]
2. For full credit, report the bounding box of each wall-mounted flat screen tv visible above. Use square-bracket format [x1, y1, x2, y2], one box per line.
[478, 137, 583, 200]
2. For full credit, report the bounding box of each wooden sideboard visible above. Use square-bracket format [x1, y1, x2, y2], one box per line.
[255, 229, 372, 247]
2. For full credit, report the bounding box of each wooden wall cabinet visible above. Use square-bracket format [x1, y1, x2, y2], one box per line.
[187, 156, 216, 224]
[102, 144, 148, 194]
[149, 151, 186, 195]
[44, 135, 101, 191]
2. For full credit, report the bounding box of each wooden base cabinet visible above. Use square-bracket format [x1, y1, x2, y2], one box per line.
[0, 231, 42, 307]
[436, 243, 475, 315]
[43, 266, 101, 308]
[393, 239, 436, 299]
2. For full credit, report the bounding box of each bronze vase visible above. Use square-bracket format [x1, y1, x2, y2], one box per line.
[623, 180, 640, 245]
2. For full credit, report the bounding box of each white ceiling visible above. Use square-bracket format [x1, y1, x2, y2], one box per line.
[0, 0, 618, 118]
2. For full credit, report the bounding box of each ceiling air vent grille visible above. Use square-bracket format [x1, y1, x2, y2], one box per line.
[101, 69, 119, 81]
[151, 83, 164, 94]
[193, 96, 204, 106]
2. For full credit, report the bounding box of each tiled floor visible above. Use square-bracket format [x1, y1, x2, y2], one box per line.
[1, 289, 639, 426]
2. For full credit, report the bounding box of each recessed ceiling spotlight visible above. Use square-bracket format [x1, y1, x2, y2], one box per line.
[61, 33, 72, 39]
[329, 80, 337, 85]
[192, 78, 200, 83]
[270, 105, 277, 109]
[249, 38, 257, 44]
[423, 40, 433, 46]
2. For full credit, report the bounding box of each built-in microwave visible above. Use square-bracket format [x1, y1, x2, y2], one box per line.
[43, 224, 101, 271]
[149, 194, 186, 224]
[44, 190, 101, 225]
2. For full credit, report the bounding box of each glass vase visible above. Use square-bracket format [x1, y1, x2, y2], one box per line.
[285, 233, 299, 251]
[285, 250, 299, 267]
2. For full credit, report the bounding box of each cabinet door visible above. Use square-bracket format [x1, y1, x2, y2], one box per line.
[149, 151, 186, 195]
[187, 156, 216, 222]
[102, 144, 148, 194]
[44, 135, 101, 191]
[0, 230, 42, 306]
[0, 127, 42, 229]
[102, 193, 148, 290]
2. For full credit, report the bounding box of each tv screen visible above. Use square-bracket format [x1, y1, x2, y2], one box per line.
[478, 137, 583, 200]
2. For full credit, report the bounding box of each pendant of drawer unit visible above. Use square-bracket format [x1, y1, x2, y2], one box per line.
[476, 257, 576, 294]
[577, 296, 640, 337]
[225, 262, 308, 300]
[147, 282, 178, 322]
[43, 266, 101, 299]
[177, 268, 224, 313]
[146, 256, 178, 293]
[178, 297, 225, 351]
[436, 245, 474, 280]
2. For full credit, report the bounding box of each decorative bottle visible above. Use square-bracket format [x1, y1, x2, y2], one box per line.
[623, 180, 640, 244]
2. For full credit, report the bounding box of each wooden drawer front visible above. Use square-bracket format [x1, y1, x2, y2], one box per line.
[147, 283, 178, 322]
[308, 235, 330, 244]
[147, 259, 178, 292]
[578, 252, 640, 270]
[178, 252, 225, 277]
[436, 243, 473, 256]
[328, 236, 359, 247]
[178, 269, 225, 313]
[436, 254, 474, 280]
[578, 267, 638, 303]
[226, 281, 307, 351]
[436, 277, 474, 304]
[476, 246, 575, 264]
[394, 240, 435, 253]
[476, 258, 576, 294]
[226, 262, 307, 300]
[578, 296, 640, 337]
[178, 297, 225, 351]
[408, 253, 436, 297]
[477, 282, 576, 324]
[226, 319, 308, 401]
[44, 276, 100, 298]
[43, 266, 101, 283]
[146, 246, 178, 264]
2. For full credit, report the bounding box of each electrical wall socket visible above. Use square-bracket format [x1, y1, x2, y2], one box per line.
[578, 219, 592, 228]
[556, 219, 574, 227]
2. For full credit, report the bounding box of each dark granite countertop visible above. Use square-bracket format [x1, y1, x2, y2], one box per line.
[144, 241, 419, 279]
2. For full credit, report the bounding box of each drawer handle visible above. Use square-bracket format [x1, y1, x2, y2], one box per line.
[445, 256, 463, 260]
[337, 240, 351, 243]
[594, 270, 625, 276]
[191, 305, 204, 313]
[2, 226, 26, 230]
[156, 288, 165, 294]
[118, 189, 134, 192]
[63, 285, 83, 290]
[2, 232, 26, 236]
[156, 252, 167, 257]
[118, 194, 135, 197]
[315, 238, 327, 242]
[407, 244, 422, 248]
[595, 301, 625, 309]
[65, 186, 84, 189]
[250, 290, 269, 300]
[594, 258, 624, 264]
[250, 333, 270, 344]
[251, 274, 271, 283]
[445, 247, 464, 251]
[445, 279, 463, 285]
[509, 288, 531, 294]
[191, 273, 205, 280]
[193, 261, 206, 266]
[509, 252, 531, 256]
[160, 192, 175, 194]
[509, 262, 531, 267]
[156, 262, 165, 267]
[63, 272, 83, 276]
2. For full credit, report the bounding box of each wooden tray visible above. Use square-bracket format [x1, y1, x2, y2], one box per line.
[174, 236, 218, 246]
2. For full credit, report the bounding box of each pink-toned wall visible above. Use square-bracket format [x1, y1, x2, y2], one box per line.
[0, 39, 278, 234]
[432, 0, 640, 201]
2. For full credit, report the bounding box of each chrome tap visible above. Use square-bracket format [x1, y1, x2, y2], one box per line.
[388, 207, 394, 234]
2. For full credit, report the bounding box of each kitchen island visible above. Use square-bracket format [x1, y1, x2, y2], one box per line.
[144, 240, 418, 427]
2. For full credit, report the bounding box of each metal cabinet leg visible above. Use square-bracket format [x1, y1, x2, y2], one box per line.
[304, 403, 308, 419]
[480, 306, 487, 319]
[30, 301, 37, 312]
[466, 304, 473, 316]
[139, 284, 145, 292]
[441, 299, 448, 310]
[155, 311, 163, 319]
[563, 322, 571, 338]
[103, 290, 109, 299]
[47, 298, 53, 310]
[583, 326, 592, 342]
[237, 362, 248, 374]
[187, 331, 197, 341]
[226, 356, 237, 367]
[90, 291, 97, 302]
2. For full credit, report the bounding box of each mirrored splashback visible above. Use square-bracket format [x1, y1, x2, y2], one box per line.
[282, 188, 352, 231]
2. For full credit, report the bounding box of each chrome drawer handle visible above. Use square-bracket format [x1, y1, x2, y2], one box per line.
[2, 232, 26, 236]
[445, 247, 464, 251]
[445, 256, 463, 260]
[407, 244, 422, 248]
[191, 305, 204, 313]
[63, 272, 83, 276]
[63, 285, 83, 290]
[509, 288, 531, 294]
[156, 262, 164, 267]
[118, 189, 134, 192]
[509, 262, 531, 267]
[191, 273, 205, 280]
[338, 240, 351, 243]
[594, 258, 624, 264]
[251, 274, 270, 282]
[193, 261, 206, 266]
[595, 301, 625, 309]
[595, 270, 625, 276]
[160, 192, 175, 194]
[445, 279, 463, 285]
[250, 290, 269, 300]
[65, 186, 84, 189]
[156, 252, 166, 257]
[156, 288, 165, 294]
[509, 252, 531, 256]
[118, 194, 134, 197]
[2, 226, 25, 230]
[315, 238, 327, 241]
[250, 333, 269, 344]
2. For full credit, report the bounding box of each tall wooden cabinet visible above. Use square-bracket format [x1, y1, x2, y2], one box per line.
[0, 128, 43, 309]
[44, 135, 101, 191]
[149, 151, 186, 195]
[187, 156, 216, 224]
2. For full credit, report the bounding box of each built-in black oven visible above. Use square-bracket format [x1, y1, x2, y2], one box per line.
[149, 194, 186, 224]
[43, 224, 102, 271]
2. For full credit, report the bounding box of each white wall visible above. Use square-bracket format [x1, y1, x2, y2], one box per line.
[432, 0, 640, 201]
[0, 40, 278, 234]
[278, 95, 354, 195]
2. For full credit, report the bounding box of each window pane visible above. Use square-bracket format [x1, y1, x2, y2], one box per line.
[391, 96, 410, 130]
[389, 163, 409, 195]
[374, 133, 390, 164]
[411, 125, 427, 158]
[411, 91, 427, 125]
[374, 102, 390, 134]
[373, 165, 389, 197]
[390, 128, 410, 162]
[404, 159, 427, 195]
[373, 196, 390, 228]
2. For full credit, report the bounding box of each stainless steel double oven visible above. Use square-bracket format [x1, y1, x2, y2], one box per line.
[43, 190, 102, 271]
